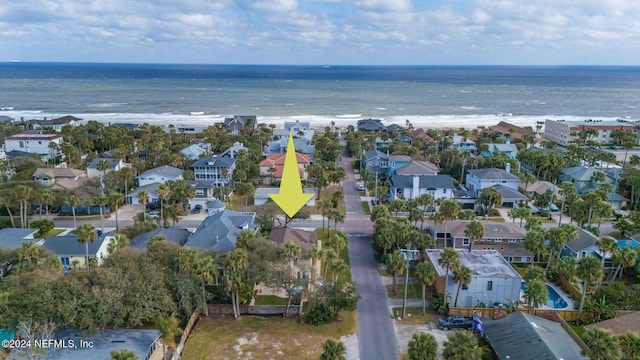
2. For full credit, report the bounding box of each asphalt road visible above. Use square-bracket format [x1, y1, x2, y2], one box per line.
[339, 150, 399, 360]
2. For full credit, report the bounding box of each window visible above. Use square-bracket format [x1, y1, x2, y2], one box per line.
[443, 188, 447, 193]
[508, 239, 516, 243]
[195, 189, 204, 196]
[494, 239, 502, 243]
[61, 257, 70, 267]
[487, 281, 493, 291]
[19, 141, 24, 148]
[462, 238, 470, 246]
[462, 284, 468, 290]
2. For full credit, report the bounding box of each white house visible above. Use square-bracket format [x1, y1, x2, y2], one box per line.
[127, 183, 160, 205]
[31, 115, 84, 132]
[4, 131, 63, 161]
[137, 165, 184, 187]
[466, 165, 520, 194]
[254, 187, 316, 206]
[426, 249, 522, 308]
[191, 156, 236, 187]
[43, 233, 114, 268]
[87, 158, 130, 178]
[390, 175, 454, 201]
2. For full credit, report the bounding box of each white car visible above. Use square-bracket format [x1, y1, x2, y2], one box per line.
[356, 183, 366, 191]
[147, 211, 159, 218]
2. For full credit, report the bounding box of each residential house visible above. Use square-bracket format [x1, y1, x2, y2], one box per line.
[32, 167, 88, 191]
[357, 118, 385, 133]
[43, 233, 114, 268]
[184, 209, 257, 252]
[221, 142, 248, 158]
[191, 156, 236, 187]
[127, 183, 161, 205]
[449, 134, 478, 153]
[411, 129, 435, 148]
[374, 137, 393, 150]
[395, 160, 439, 176]
[483, 312, 587, 360]
[489, 121, 537, 142]
[3, 131, 63, 162]
[206, 199, 227, 215]
[170, 125, 208, 134]
[387, 155, 412, 177]
[481, 143, 519, 160]
[265, 137, 315, 156]
[363, 150, 388, 174]
[453, 188, 479, 209]
[0, 228, 40, 250]
[87, 158, 129, 178]
[269, 228, 320, 282]
[254, 187, 316, 206]
[545, 119, 640, 146]
[31, 115, 84, 132]
[426, 220, 532, 263]
[558, 162, 616, 195]
[129, 227, 191, 250]
[224, 115, 256, 134]
[26, 329, 161, 360]
[187, 180, 218, 207]
[271, 121, 315, 140]
[389, 175, 454, 201]
[259, 152, 311, 184]
[425, 249, 522, 308]
[137, 165, 184, 187]
[585, 311, 640, 336]
[386, 123, 405, 133]
[561, 227, 599, 260]
[525, 181, 557, 199]
[180, 144, 208, 160]
[465, 166, 527, 207]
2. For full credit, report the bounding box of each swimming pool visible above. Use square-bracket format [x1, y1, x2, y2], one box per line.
[521, 283, 569, 309]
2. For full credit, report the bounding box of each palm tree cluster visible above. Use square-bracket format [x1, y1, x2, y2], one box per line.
[581, 328, 640, 360]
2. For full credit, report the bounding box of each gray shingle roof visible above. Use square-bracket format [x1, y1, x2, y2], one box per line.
[565, 227, 598, 252]
[138, 165, 184, 179]
[130, 227, 191, 249]
[491, 184, 529, 201]
[88, 158, 119, 169]
[43, 233, 111, 256]
[468, 168, 519, 180]
[484, 312, 587, 360]
[191, 156, 237, 168]
[0, 228, 39, 249]
[185, 210, 257, 252]
[390, 175, 454, 189]
[364, 150, 387, 161]
[561, 165, 597, 182]
[395, 160, 438, 176]
[357, 118, 385, 131]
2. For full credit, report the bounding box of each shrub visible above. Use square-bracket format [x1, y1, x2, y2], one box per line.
[489, 209, 501, 216]
[303, 303, 332, 326]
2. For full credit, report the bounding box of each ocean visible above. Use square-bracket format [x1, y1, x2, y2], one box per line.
[1, 63, 639, 129]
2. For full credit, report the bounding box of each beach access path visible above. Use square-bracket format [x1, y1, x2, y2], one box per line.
[339, 142, 400, 360]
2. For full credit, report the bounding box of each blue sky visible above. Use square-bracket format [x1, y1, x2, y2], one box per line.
[1, 0, 639, 65]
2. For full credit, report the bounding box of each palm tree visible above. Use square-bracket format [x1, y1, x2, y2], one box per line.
[581, 328, 622, 360]
[523, 279, 548, 315]
[154, 314, 183, 360]
[386, 250, 407, 296]
[524, 228, 546, 266]
[65, 194, 81, 229]
[224, 248, 249, 319]
[0, 195, 17, 228]
[110, 349, 139, 360]
[414, 261, 436, 315]
[439, 200, 460, 248]
[431, 211, 445, 245]
[39, 188, 54, 219]
[463, 220, 483, 252]
[13, 184, 33, 228]
[438, 248, 461, 305]
[76, 223, 98, 269]
[327, 232, 347, 259]
[107, 190, 124, 231]
[157, 184, 171, 228]
[453, 265, 472, 307]
[322, 248, 337, 281]
[137, 190, 149, 222]
[319, 199, 333, 232]
[477, 187, 502, 219]
[307, 245, 322, 283]
[282, 242, 301, 312]
[617, 332, 640, 360]
[195, 256, 217, 317]
[611, 247, 637, 281]
[320, 339, 346, 360]
[577, 255, 603, 323]
[17, 242, 39, 263]
[596, 235, 618, 272]
[108, 234, 130, 253]
[442, 330, 483, 360]
[407, 332, 438, 360]
[95, 195, 108, 233]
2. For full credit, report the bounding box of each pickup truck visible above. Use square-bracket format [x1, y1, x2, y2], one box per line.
[437, 315, 474, 331]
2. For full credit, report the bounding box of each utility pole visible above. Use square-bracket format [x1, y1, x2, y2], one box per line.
[400, 249, 420, 318]
[375, 170, 379, 201]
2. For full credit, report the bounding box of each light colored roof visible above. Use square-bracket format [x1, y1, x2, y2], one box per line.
[428, 220, 526, 240]
[6, 132, 63, 140]
[491, 184, 529, 201]
[526, 181, 556, 195]
[50, 177, 89, 191]
[180, 144, 207, 159]
[395, 160, 438, 176]
[388, 154, 412, 162]
[561, 165, 597, 182]
[129, 182, 161, 196]
[565, 227, 598, 252]
[33, 167, 86, 179]
[489, 121, 536, 140]
[185, 210, 257, 252]
[488, 143, 519, 154]
[138, 165, 184, 179]
[254, 187, 316, 199]
[425, 249, 521, 278]
[390, 175, 454, 189]
[468, 168, 520, 180]
[585, 311, 640, 336]
[269, 228, 317, 254]
[130, 227, 191, 249]
[365, 150, 387, 161]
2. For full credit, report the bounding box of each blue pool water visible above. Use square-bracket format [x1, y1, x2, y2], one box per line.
[521, 283, 568, 309]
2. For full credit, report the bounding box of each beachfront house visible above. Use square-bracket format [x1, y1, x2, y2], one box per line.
[425, 249, 522, 308]
[426, 220, 532, 263]
[389, 174, 454, 201]
[411, 129, 435, 149]
[30, 115, 84, 132]
[136, 165, 184, 187]
[191, 156, 236, 187]
[3, 131, 64, 162]
[184, 209, 257, 253]
[357, 118, 385, 133]
[224, 115, 256, 134]
[489, 121, 537, 143]
[449, 135, 478, 154]
[545, 119, 640, 146]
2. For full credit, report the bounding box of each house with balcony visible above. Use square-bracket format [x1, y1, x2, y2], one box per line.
[269, 228, 320, 284]
[449, 135, 478, 154]
[390, 174, 455, 201]
[3, 131, 63, 162]
[259, 152, 311, 184]
[363, 150, 388, 174]
[425, 249, 522, 308]
[30, 115, 84, 132]
[426, 220, 532, 263]
[191, 156, 236, 187]
[489, 121, 537, 142]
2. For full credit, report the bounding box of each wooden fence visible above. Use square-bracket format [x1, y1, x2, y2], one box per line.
[558, 274, 582, 301]
[450, 307, 591, 322]
[207, 304, 301, 316]
[172, 310, 200, 360]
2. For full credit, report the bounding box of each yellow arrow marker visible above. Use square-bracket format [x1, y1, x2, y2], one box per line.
[269, 131, 314, 218]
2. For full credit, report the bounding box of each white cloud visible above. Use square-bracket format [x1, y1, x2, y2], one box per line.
[355, 0, 412, 12]
[248, 0, 298, 13]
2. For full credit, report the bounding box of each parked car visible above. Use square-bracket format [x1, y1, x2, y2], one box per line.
[549, 203, 559, 212]
[96, 229, 103, 236]
[147, 211, 159, 218]
[356, 183, 366, 191]
[146, 203, 159, 211]
[437, 315, 474, 331]
[192, 204, 202, 213]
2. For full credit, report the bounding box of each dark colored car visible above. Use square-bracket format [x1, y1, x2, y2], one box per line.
[193, 204, 202, 213]
[437, 315, 474, 331]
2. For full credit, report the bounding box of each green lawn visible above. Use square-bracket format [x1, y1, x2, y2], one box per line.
[488, 217, 506, 222]
[44, 228, 65, 237]
[315, 228, 352, 283]
[254, 295, 289, 305]
[570, 324, 586, 338]
[361, 201, 371, 215]
[182, 312, 356, 360]
[386, 283, 422, 300]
